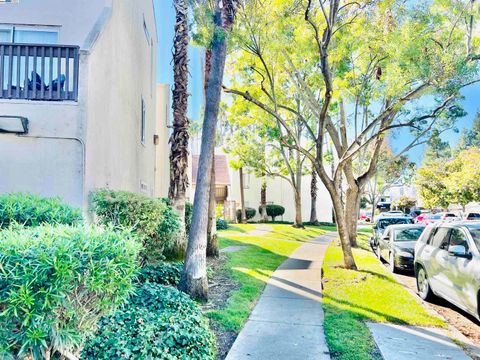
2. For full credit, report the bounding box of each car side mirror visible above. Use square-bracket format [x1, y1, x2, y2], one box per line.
[448, 245, 472, 259]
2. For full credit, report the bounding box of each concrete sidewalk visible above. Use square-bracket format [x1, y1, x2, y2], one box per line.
[225, 232, 337, 360]
[368, 322, 472, 360]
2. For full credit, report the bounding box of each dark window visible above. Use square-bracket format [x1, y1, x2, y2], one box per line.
[431, 227, 450, 250]
[449, 228, 469, 252]
[467, 213, 480, 219]
[394, 228, 424, 242]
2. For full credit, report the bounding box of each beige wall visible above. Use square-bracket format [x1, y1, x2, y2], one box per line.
[230, 169, 334, 223]
[154, 84, 170, 198]
[0, 0, 159, 209]
[83, 0, 158, 205]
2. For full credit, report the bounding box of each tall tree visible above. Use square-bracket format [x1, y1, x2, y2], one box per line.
[309, 164, 319, 225]
[168, 0, 190, 255]
[179, 0, 239, 300]
[225, 0, 479, 269]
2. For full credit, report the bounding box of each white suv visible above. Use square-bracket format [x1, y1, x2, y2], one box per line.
[414, 222, 480, 319]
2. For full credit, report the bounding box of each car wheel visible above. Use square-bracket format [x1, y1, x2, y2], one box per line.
[389, 252, 397, 273]
[416, 266, 434, 301]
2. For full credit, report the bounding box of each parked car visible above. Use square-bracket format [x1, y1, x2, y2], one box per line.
[414, 222, 480, 320]
[370, 216, 415, 251]
[414, 210, 430, 223]
[359, 212, 373, 222]
[464, 212, 480, 221]
[439, 212, 462, 222]
[377, 224, 425, 272]
[420, 213, 442, 225]
[378, 211, 406, 218]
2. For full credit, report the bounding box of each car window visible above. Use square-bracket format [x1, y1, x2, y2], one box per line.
[428, 214, 442, 219]
[449, 228, 469, 252]
[394, 228, 424, 242]
[465, 225, 480, 251]
[431, 227, 450, 250]
[467, 213, 480, 219]
[445, 214, 456, 217]
[377, 218, 412, 231]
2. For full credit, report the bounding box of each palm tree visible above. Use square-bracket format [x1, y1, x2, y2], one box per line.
[179, 0, 239, 300]
[169, 0, 190, 255]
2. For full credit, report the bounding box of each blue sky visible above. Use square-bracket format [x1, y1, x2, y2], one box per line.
[154, 1, 479, 163]
[155, 0, 204, 122]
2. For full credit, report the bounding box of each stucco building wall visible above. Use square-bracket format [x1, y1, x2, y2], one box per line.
[0, 0, 161, 209]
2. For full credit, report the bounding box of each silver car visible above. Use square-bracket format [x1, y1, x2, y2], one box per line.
[414, 222, 480, 319]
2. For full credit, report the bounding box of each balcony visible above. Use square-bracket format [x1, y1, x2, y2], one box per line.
[0, 43, 79, 101]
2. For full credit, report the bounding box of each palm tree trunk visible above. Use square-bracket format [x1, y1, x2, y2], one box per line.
[168, 0, 190, 256]
[179, 0, 238, 300]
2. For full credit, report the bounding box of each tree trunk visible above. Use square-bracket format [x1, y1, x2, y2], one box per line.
[168, 0, 190, 256]
[179, 1, 237, 300]
[260, 178, 268, 221]
[207, 155, 219, 257]
[310, 167, 319, 225]
[330, 189, 357, 270]
[294, 188, 303, 228]
[293, 151, 304, 228]
[239, 167, 247, 223]
[345, 188, 360, 248]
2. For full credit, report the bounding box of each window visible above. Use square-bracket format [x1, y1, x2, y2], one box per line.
[431, 227, 450, 250]
[449, 228, 469, 252]
[0, 25, 58, 44]
[141, 99, 146, 145]
[394, 228, 424, 242]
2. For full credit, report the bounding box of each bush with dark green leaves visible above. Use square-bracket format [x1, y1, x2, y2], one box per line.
[0, 225, 140, 360]
[0, 192, 82, 228]
[236, 207, 256, 222]
[82, 283, 216, 360]
[216, 218, 229, 230]
[91, 190, 180, 263]
[137, 262, 183, 286]
[185, 201, 193, 234]
[265, 204, 285, 222]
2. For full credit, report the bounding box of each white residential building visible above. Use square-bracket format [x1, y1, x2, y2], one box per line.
[0, 0, 168, 210]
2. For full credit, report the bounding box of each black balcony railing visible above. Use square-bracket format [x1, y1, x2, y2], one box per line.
[0, 43, 79, 101]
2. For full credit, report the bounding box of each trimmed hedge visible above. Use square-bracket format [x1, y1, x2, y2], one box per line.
[82, 283, 216, 360]
[0, 225, 140, 359]
[90, 190, 180, 263]
[236, 207, 256, 222]
[216, 218, 228, 230]
[265, 204, 285, 221]
[0, 192, 82, 228]
[137, 262, 183, 286]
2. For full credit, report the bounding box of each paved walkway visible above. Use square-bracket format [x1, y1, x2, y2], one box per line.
[368, 322, 471, 360]
[225, 232, 336, 360]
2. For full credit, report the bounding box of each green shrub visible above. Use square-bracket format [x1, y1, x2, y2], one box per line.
[137, 262, 183, 286]
[82, 283, 216, 360]
[216, 218, 228, 230]
[265, 204, 285, 222]
[0, 225, 140, 360]
[90, 190, 180, 263]
[304, 221, 336, 227]
[185, 201, 193, 234]
[0, 192, 82, 228]
[236, 207, 256, 222]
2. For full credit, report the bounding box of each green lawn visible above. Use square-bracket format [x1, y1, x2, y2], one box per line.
[208, 223, 335, 331]
[323, 229, 445, 360]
